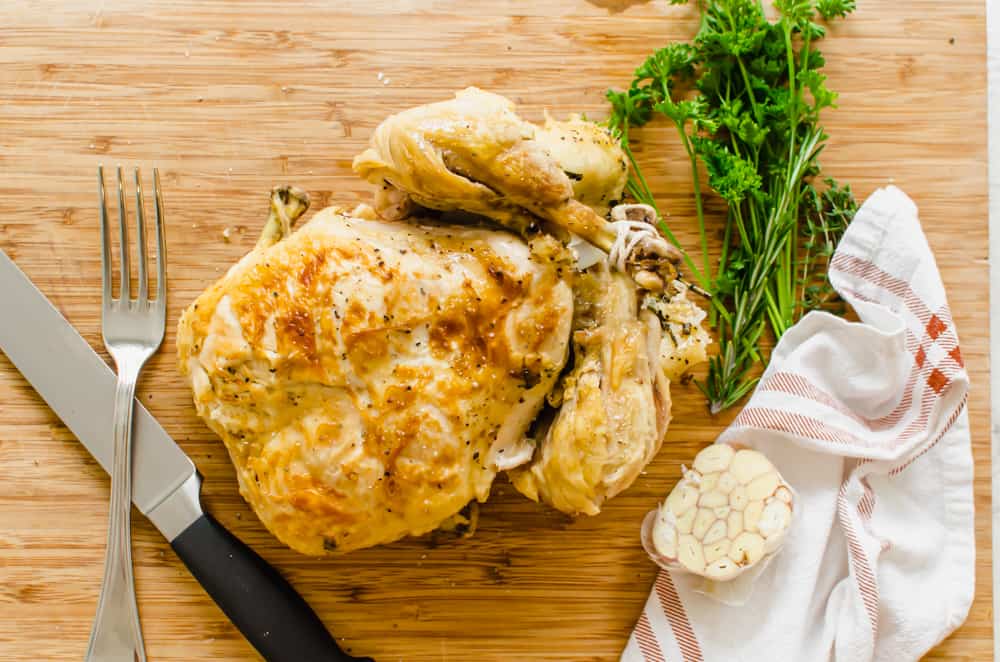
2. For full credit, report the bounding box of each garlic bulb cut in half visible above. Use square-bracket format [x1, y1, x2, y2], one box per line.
[642, 445, 793, 581]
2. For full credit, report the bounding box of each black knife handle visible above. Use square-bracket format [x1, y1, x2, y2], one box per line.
[171, 513, 372, 662]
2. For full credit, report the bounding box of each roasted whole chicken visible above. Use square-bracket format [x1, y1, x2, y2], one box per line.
[178, 88, 709, 555]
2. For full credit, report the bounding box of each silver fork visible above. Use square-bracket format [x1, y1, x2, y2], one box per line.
[86, 165, 166, 662]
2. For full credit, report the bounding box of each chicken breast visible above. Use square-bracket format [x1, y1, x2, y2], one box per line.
[177, 193, 573, 554]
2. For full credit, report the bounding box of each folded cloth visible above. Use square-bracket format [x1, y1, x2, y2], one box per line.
[623, 186, 974, 662]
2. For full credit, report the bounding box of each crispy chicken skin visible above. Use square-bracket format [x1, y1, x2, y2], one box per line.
[354, 88, 572, 229]
[533, 112, 628, 216]
[354, 93, 627, 222]
[177, 195, 573, 554]
[179, 89, 709, 554]
[352, 88, 676, 290]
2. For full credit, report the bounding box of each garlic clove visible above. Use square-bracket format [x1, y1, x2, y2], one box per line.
[699, 490, 728, 508]
[678, 535, 706, 574]
[730, 449, 773, 484]
[653, 515, 678, 559]
[702, 519, 727, 545]
[704, 539, 731, 564]
[675, 506, 696, 534]
[699, 472, 720, 493]
[692, 508, 715, 540]
[667, 483, 699, 516]
[727, 509, 743, 539]
[705, 557, 741, 581]
[717, 471, 737, 494]
[743, 499, 764, 533]
[693, 443, 735, 474]
[747, 471, 781, 500]
[730, 532, 766, 566]
[758, 500, 792, 539]
[729, 485, 748, 510]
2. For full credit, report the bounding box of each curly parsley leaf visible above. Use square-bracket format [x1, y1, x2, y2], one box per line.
[607, 0, 856, 413]
[817, 0, 857, 20]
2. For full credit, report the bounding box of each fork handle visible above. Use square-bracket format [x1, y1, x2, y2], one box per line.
[86, 359, 146, 662]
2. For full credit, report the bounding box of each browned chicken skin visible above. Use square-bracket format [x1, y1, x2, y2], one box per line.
[508, 263, 671, 516]
[353, 88, 680, 291]
[178, 89, 709, 555]
[178, 190, 573, 554]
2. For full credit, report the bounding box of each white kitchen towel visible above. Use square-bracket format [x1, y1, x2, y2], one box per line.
[623, 186, 974, 662]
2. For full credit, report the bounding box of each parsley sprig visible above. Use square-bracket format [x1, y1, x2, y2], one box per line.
[608, 0, 858, 413]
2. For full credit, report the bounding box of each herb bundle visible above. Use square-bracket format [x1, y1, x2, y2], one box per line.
[608, 0, 858, 413]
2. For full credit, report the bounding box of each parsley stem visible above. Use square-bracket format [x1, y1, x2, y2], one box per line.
[687, 143, 711, 284]
[661, 74, 711, 286]
[608, 0, 855, 412]
[736, 58, 763, 125]
[724, 5, 762, 125]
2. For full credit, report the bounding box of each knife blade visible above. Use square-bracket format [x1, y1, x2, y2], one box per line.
[0, 248, 370, 662]
[0, 250, 196, 523]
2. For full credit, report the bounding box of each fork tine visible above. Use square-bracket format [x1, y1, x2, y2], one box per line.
[152, 168, 166, 303]
[98, 166, 113, 304]
[115, 166, 131, 301]
[134, 168, 148, 301]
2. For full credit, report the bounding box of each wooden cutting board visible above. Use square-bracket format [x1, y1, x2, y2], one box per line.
[0, 1, 989, 659]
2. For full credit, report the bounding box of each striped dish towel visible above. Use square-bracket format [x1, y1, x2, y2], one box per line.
[623, 186, 975, 662]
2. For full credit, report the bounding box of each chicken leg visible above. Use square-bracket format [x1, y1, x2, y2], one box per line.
[508, 262, 710, 516]
[353, 87, 679, 291]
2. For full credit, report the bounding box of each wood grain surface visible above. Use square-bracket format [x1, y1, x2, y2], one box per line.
[0, 1, 989, 660]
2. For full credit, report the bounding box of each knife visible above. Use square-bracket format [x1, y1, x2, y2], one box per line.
[0, 248, 372, 662]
